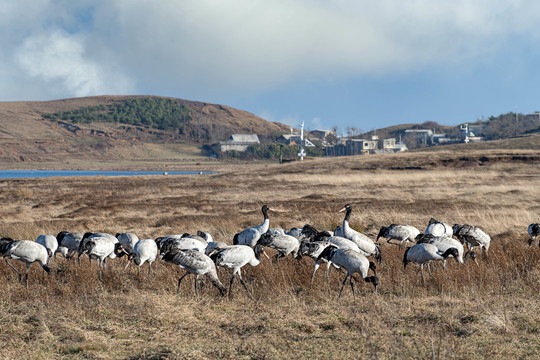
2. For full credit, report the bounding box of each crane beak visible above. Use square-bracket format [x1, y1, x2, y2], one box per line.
[263, 249, 270, 260]
[338, 207, 347, 213]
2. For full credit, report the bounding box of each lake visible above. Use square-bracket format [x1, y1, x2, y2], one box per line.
[0, 170, 211, 179]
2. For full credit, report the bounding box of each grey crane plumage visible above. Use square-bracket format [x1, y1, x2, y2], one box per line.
[258, 228, 300, 261]
[162, 248, 226, 296]
[56, 231, 84, 260]
[35, 234, 57, 259]
[1, 238, 51, 289]
[415, 233, 467, 270]
[317, 246, 379, 296]
[403, 243, 460, 284]
[338, 204, 382, 264]
[377, 224, 420, 248]
[233, 204, 274, 247]
[452, 224, 491, 255]
[116, 232, 140, 253]
[132, 239, 158, 276]
[298, 240, 338, 287]
[157, 235, 207, 255]
[210, 244, 265, 299]
[425, 218, 453, 237]
[78, 236, 128, 274]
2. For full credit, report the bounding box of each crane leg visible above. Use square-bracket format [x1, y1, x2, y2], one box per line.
[177, 272, 189, 294]
[338, 275, 349, 298]
[25, 263, 30, 289]
[238, 273, 254, 300]
[310, 262, 320, 288]
[228, 274, 235, 298]
[5, 259, 22, 281]
[349, 276, 355, 297]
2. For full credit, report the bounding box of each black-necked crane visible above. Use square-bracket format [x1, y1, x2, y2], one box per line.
[257, 228, 300, 261]
[78, 235, 128, 274]
[1, 238, 51, 289]
[377, 224, 420, 248]
[210, 244, 265, 299]
[298, 240, 338, 288]
[162, 248, 226, 296]
[233, 204, 274, 247]
[527, 223, 539, 247]
[425, 218, 453, 237]
[415, 233, 467, 270]
[452, 224, 491, 255]
[35, 234, 58, 259]
[79, 232, 117, 264]
[338, 204, 382, 264]
[403, 243, 460, 284]
[131, 239, 158, 276]
[317, 246, 379, 296]
[56, 231, 84, 260]
[157, 235, 207, 255]
[116, 232, 139, 253]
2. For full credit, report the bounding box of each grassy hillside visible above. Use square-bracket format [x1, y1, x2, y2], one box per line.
[0, 149, 538, 359]
[0, 96, 290, 169]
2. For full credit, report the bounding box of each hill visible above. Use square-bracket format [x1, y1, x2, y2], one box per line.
[0, 95, 290, 168]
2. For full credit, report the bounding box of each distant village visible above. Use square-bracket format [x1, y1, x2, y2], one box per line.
[213, 119, 512, 158]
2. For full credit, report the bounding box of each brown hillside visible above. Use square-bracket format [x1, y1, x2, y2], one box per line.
[0, 95, 290, 166]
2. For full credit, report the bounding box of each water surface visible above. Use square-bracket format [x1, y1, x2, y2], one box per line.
[0, 170, 210, 179]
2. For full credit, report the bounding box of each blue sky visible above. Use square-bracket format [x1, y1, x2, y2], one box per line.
[2, 1, 540, 133]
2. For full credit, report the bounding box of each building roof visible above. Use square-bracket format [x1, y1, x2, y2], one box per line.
[229, 134, 260, 143]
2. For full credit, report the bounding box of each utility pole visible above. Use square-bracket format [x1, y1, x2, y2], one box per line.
[298, 121, 306, 161]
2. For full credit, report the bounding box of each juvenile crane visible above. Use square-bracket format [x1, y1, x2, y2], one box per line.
[162, 248, 226, 296]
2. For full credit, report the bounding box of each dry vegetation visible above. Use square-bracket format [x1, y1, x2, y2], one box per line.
[0, 150, 539, 359]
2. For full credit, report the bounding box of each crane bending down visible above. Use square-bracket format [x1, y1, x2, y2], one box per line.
[317, 245, 379, 297]
[1, 238, 51, 289]
[210, 244, 265, 299]
[162, 248, 226, 296]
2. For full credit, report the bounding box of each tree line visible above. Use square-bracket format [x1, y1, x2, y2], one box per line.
[43, 98, 192, 131]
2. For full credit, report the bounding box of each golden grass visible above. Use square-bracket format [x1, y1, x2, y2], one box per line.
[0, 149, 539, 359]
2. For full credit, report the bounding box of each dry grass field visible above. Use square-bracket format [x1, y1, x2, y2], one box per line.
[0, 149, 539, 359]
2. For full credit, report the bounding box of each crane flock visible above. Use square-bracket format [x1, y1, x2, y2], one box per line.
[0, 204, 537, 297]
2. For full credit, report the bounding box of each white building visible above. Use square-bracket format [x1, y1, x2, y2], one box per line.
[219, 134, 260, 152]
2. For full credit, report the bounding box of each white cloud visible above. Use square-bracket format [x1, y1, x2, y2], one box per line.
[15, 30, 134, 97]
[2, 0, 540, 100]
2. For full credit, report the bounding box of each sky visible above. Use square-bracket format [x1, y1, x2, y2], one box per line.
[2, 0, 540, 133]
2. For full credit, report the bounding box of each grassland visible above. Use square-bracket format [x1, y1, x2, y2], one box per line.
[0, 149, 539, 359]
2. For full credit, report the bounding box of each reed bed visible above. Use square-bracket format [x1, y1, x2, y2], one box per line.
[0, 150, 539, 359]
